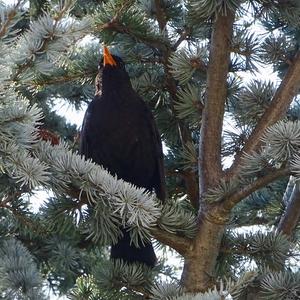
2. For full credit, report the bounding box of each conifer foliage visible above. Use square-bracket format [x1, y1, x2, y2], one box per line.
[1, 0, 300, 299]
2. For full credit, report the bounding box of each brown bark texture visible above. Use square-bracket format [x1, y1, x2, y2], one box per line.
[278, 181, 300, 237]
[181, 12, 235, 292]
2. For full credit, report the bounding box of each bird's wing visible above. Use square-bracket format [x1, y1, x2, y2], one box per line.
[79, 100, 96, 158]
[143, 101, 166, 202]
[79, 109, 90, 156]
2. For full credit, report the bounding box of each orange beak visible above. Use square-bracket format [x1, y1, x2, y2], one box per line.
[103, 46, 117, 67]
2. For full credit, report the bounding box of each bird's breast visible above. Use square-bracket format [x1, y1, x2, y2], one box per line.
[85, 93, 151, 157]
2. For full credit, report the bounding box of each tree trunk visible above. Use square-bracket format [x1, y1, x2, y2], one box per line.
[180, 208, 228, 292]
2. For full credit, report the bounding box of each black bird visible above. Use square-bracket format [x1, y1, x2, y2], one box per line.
[80, 46, 166, 267]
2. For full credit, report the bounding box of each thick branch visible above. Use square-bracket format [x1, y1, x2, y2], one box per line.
[151, 228, 191, 256]
[199, 12, 235, 193]
[223, 167, 290, 211]
[277, 181, 300, 237]
[228, 50, 300, 178]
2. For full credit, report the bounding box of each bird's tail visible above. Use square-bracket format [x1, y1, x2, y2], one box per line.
[110, 228, 157, 267]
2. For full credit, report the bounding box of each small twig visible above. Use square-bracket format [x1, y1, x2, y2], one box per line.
[12, 3, 84, 82]
[173, 28, 192, 50]
[30, 70, 96, 87]
[0, 5, 19, 38]
[0, 194, 45, 234]
[0, 191, 22, 207]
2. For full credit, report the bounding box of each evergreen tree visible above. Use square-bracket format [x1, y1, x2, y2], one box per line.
[1, 0, 300, 299]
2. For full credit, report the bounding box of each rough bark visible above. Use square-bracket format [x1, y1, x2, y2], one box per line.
[181, 209, 227, 292]
[181, 11, 234, 292]
[151, 228, 191, 256]
[199, 12, 234, 193]
[278, 181, 300, 236]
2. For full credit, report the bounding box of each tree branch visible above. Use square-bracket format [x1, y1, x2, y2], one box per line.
[199, 12, 235, 193]
[0, 5, 19, 38]
[154, 0, 167, 31]
[228, 50, 300, 178]
[152, 5, 200, 208]
[223, 167, 290, 211]
[173, 28, 192, 50]
[0, 194, 43, 234]
[96, 0, 169, 52]
[68, 186, 192, 255]
[98, 20, 169, 53]
[151, 228, 191, 256]
[30, 71, 96, 87]
[163, 67, 200, 209]
[277, 181, 300, 237]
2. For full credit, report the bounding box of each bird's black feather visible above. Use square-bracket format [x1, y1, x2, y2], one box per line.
[80, 54, 165, 267]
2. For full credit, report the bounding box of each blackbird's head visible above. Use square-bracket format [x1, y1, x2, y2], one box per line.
[95, 46, 131, 96]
